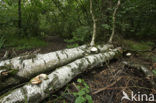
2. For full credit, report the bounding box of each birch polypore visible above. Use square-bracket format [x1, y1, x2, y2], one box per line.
[0, 44, 113, 91]
[0, 47, 122, 103]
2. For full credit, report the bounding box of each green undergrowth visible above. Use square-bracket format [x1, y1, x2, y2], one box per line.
[73, 78, 93, 103]
[5, 36, 47, 50]
[0, 36, 5, 49]
[123, 40, 155, 51]
[46, 78, 93, 103]
[66, 43, 79, 48]
[152, 56, 156, 62]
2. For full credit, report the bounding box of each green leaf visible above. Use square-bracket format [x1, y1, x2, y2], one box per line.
[85, 94, 93, 103]
[73, 92, 78, 96]
[77, 78, 82, 83]
[78, 90, 86, 96]
[77, 85, 81, 90]
[75, 96, 86, 103]
[152, 70, 156, 76]
[84, 82, 89, 89]
[101, 24, 110, 30]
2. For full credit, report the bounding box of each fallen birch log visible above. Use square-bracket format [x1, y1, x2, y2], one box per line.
[0, 47, 122, 103]
[0, 44, 113, 91]
[123, 61, 156, 88]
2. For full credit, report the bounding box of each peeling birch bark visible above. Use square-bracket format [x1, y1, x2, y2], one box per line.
[0, 44, 113, 91]
[0, 47, 122, 103]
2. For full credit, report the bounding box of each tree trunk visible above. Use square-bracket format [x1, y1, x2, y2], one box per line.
[90, 0, 97, 46]
[108, 0, 120, 43]
[0, 47, 122, 103]
[0, 44, 113, 92]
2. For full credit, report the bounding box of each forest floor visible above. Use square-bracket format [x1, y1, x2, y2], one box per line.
[0, 36, 156, 103]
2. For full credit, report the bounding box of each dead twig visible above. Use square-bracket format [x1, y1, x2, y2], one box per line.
[72, 82, 79, 91]
[92, 77, 122, 95]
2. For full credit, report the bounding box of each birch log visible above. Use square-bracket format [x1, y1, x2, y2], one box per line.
[0, 44, 113, 91]
[123, 61, 156, 88]
[0, 47, 122, 103]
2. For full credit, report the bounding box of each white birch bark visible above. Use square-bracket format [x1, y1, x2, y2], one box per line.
[90, 0, 97, 46]
[108, 0, 121, 43]
[0, 47, 122, 103]
[0, 44, 113, 91]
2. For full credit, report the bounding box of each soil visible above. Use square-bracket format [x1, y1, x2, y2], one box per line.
[0, 36, 156, 103]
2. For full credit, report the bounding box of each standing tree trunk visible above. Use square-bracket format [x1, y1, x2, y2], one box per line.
[108, 0, 120, 43]
[18, 0, 22, 36]
[90, 0, 97, 46]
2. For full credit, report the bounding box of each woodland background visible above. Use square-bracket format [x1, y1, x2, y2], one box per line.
[0, 0, 156, 103]
[0, 0, 155, 50]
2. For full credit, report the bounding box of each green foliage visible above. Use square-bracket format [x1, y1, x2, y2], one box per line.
[118, 0, 156, 39]
[123, 40, 154, 51]
[73, 78, 93, 103]
[151, 56, 156, 62]
[102, 24, 111, 30]
[67, 43, 79, 48]
[0, 0, 156, 50]
[6, 37, 47, 50]
[65, 26, 91, 45]
[152, 70, 156, 76]
[0, 36, 5, 49]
